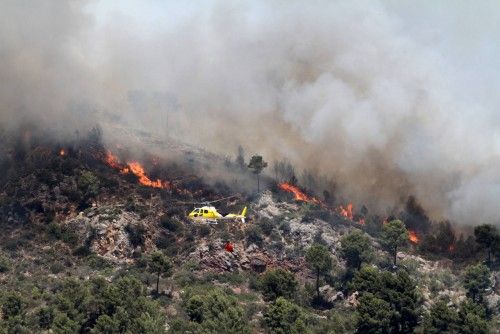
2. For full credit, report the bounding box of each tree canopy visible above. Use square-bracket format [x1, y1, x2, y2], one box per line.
[172, 289, 250, 334]
[422, 298, 489, 334]
[340, 229, 373, 270]
[258, 268, 298, 302]
[381, 219, 408, 266]
[474, 224, 499, 263]
[351, 267, 421, 333]
[148, 251, 173, 294]
[305, 244, 333, 300]
[263, 297, 309, 334]
[462, 263, 491, 303]
[248, 155, 268, 192]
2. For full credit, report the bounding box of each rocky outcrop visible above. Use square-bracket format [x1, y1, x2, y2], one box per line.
[66, 205, 154, 263]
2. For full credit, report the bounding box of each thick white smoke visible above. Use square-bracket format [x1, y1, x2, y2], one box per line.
[1, 0, 499, 225]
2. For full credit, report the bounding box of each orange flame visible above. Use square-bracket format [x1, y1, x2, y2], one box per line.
[338, 204, 353, 220]
[59, 149, 65, 156]
[125, 161, 168, 188]
[104, 151, 170, 189]
[105, 151, 122, 169]
[408, 229, 419, 244]
[278, 183, 321, 204]
[278, 183, 366, 225]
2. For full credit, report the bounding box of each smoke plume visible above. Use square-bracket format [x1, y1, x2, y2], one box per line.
[1, 0, 499, 225]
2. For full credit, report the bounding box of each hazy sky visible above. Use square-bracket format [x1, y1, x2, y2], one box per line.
[86, 0, 500, 107]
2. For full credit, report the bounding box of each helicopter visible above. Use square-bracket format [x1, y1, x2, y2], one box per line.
[188, 205, 247, 224]
[184, 196, 248, 224]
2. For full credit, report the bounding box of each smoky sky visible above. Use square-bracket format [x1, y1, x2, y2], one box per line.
[1, 0, 500, 226]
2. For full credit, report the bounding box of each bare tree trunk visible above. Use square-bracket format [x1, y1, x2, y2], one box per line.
[156, 272, 160, 294]
[393, 247, 397, 266]
[257, 174, 260, 193]
[316, 268, 320, 299]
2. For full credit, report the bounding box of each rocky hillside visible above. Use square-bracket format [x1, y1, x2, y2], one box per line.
[0, 132, 498, 333]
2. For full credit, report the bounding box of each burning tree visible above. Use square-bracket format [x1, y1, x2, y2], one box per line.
[235, 145, 245, 169]
[248, 155, 268, 193]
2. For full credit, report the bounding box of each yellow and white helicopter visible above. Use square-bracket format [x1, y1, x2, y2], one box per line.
[188, 205, 247, 224]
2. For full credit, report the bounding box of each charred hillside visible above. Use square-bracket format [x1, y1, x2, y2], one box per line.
[0, 128, 498, 333]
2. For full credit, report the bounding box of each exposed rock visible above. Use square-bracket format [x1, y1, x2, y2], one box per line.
[66, 206, 152, 263]
[347, 291, 359, 307]
[485, 292, 500, 313]
[253, 191, 296, 219]
[250, 256, 267, 273]
[246, 243, 259, 253]
[319, 285, 343, 303]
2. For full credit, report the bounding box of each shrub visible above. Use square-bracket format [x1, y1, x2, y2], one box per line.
[0, 255, 11, 272]
[263, 297, 308, 334]
[246, 226, 263, 247]
[181, 289, 250, 333]
[160, 215, 184, 233]
[2, 293, 23, 319]
[186, 295, 205, 322]
[50, 262, 65, 274]
[38, 307, 55, 330]
[48, 277, 165, 333]
[279, 221, 291, 236]
[155, 233, 177, 252]
[77, 170, 100, 197]
[258, 268, 298, 302]
[125, 223, 146, 248]
[47, 223, 78, 244]
[257, 218, 274, 236]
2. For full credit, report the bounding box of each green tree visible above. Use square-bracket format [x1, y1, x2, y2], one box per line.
[351, 267, 421, 333]
[381, 219, 408, 266]
[474, 224, 499, 263]
[182, 289, 250, 334]
[305, 244, 333, 300]
[38, 307, 55, 330]
[78, 170, 100, 197]
[258, 268, 298, 301]
[247, 155, 268, 193]
[356, 293, 393, 334]
[0, 255, 11, 273]
[1, 293, 23, 319]
[91, 314, 120, 334]
[147, 251, 173, 294]
[340, 229, 373, 270]
[186, 295, 205, 323]
[263, 297, 309, 334]
[462, 263, 491, 303]
[422, 300, 459, 334]
[52, 312, 79, 334]
[457, 299, 489, 334]
[421, 299, 491, 334]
